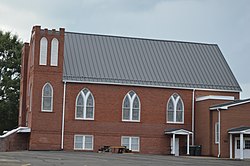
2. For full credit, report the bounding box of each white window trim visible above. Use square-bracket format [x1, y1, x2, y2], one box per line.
[215, 122, 219, 144]
[74, 135, 94, 150]
[75, 89, 95, 120]
[167, 94, 184, 124]
[39, 37, 48, 65]
[121, 136, 140, 152]
[122, 91, 141, 122]
[50, 38, 59, 66]
[41, 83, 53, 112]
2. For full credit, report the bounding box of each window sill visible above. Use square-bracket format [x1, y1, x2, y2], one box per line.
[167, 121, 184, 124]
[75, 118, 94, 121]
[74, 148, 93, 151]
[122, 120, 140, 123]
[41, 110, 54, 113]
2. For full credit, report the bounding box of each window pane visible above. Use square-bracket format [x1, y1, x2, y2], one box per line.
[237, 140, 240, 149]
[85, 136, 93, 149]
[131, 143, 139, 151]
[43, 97, 52, 110]
[131, 137, 139, 151]
[132, 108, 139, 120]
[44, 84, 52, 96]
[51, 38, 58, 66]
[129, 91, 135, 97]
[176, 111, 183, 122]
[123, 96, 130, 108]
[77, 94, 84, 106]
[167, 111, 174, 122]
[83, 89, 89, 95]
[168, 99, 174, 111]
[245, 140, 250, 149]
[86, 95, 93, 106]
[173, 93, 178, 99]
[86, 107, 93, 118]
[76, 106, 84, 118]
[177, 99, 183, 110]
[133, 97, 139, 109]
[123, 108, 130, 120]
[122, 137, 129, 149]
[215, 123, 219, 143]
[75, 136, 83, 149]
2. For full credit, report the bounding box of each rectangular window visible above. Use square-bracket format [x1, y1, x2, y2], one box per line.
[215, 122, 219, 144]
[237, 140, 240, 149]
[245, 140, 250, 149]
[121, 136, 140, 152]
[74, 135, 93, 150]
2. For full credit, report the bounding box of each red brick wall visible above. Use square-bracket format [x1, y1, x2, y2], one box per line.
[194, 90, 239, 156]
[23, 26, 65, 150]
[63, 83, 193, 154]
[219, 103, 250, 158]
[0, 133, 29, 152]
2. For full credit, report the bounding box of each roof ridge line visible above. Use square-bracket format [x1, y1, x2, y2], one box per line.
[65, 31, 217, 46]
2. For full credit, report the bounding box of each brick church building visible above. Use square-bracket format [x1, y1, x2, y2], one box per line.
[2, 26, 250, 159]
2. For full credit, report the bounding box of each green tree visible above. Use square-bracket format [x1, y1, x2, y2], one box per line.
[0, 30, 23, 134]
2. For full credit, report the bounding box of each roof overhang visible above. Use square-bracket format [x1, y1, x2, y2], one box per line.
[165, 129, 192, 135]
[196, 95, 234, 102]
[210, 99, 250, 111]
[63, 79, 242, 93]
[228, 127, 250, 134]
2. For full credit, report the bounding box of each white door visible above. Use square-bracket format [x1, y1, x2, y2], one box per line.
[235, 137, 250, 159]
[171, 138, 179, 156]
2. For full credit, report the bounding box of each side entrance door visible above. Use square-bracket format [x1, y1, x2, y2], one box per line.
[235, 137, 250, 159]
[171, 138, 179, 156]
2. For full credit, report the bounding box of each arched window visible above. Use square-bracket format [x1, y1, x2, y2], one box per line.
[42, 83, 53, 112]
[39, 37, 48, 65]
[75, 88, 94, 120]
[167, 93, 184, 123]
[122, 91, 140, 122]
[50, 38, 59, 66]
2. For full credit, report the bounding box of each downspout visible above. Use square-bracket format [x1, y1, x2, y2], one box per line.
[217, 108, 221, 158]
[61, 81, 67, 150]
[191, 89, 195, 145]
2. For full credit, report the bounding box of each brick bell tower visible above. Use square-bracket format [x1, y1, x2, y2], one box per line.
[19, 26, 65, 150]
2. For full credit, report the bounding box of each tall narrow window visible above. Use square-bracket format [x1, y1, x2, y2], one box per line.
[215, 122, 219, 144]
[42, 83, 53, 112]
[167, 93, 184, 123]
[50, 38, 59, 66]
[39, 37, 48, 65]
[75, 88, 95, 120]
[122, 91, 140, 122]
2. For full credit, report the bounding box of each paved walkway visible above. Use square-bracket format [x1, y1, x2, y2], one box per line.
[0, 151, 249, 166]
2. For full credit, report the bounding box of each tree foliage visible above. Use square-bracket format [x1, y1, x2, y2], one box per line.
[0, 30, 23, 134]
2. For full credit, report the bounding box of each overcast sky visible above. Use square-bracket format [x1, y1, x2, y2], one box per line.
[1, 0, 249, 98]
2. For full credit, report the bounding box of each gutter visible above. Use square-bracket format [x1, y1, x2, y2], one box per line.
[191, 89, 195, 145]
[217, 108, 221, 158]
[61, 81, 67, 150]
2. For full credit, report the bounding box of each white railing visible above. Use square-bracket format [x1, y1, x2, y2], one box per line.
[0, 127, 30, 138]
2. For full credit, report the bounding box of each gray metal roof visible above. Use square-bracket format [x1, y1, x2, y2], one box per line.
[63, 32, 241, 91]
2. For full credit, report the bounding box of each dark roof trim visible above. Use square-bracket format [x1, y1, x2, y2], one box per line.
[228, 126, 250, 134]
[210, 98, 250, 110]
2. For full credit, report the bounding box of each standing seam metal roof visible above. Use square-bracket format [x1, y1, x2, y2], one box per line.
[63, 32, 241, 91]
